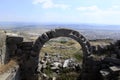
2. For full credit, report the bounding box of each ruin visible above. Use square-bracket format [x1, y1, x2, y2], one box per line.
[0, 28, 120, 80]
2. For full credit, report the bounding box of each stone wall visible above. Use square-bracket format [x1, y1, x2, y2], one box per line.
[6, 36, 23, 61]
[0, 31, 33, 80]
[6, 36, 34, 80]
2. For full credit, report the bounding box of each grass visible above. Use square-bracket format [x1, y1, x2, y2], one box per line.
[57, 71, 79, 80]
[73, 50, 83, 62]
[40, 37, 81, 59]
[43, 63, 53, 77]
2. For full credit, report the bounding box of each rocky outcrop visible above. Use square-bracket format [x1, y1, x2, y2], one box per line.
[0, 30, 6, 65]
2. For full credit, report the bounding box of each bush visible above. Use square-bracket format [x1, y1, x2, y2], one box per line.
[60, 40, 67, 44]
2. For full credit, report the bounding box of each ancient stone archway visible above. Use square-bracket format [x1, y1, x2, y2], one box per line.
[32, 28, 92, 58]
[25, 28, 92, 80]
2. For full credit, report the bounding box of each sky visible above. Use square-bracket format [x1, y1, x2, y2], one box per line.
[0, 0, 120, 25]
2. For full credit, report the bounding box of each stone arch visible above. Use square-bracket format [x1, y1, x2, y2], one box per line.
[32, 28, 92, 59]
[23, 28, 92, 80]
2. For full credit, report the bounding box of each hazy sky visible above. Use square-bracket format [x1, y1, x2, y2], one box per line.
[0, 0, 120, 24]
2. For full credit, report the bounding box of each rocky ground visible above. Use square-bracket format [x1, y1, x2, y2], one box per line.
[37, 37, 111, 80]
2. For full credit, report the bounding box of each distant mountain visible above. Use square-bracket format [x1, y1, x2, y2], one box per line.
[0, 22, 120, 30]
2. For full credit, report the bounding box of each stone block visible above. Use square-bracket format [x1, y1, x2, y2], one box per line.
[7, 44, 17, 50]
[7, 36, 23, 44]
[19, 42, 33, 50]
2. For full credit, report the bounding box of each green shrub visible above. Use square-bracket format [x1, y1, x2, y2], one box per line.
[73, 50, 83, 62]
[60, 40, 67, 44]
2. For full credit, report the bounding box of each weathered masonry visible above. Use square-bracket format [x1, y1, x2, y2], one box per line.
[0, 28, 120, 80]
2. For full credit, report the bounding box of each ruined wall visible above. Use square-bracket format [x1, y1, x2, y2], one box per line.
[0, 32, 33, 80]
[0, 30, 21, 80]
[6, 36, 23, 61]
[6, 36, 34, 80]
[0, 28, 120, 80]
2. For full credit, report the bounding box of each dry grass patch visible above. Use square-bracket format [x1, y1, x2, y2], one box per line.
[0, 60, 17, 74]
[40, 38, 81, 58]
[90, 41, 110, 46]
